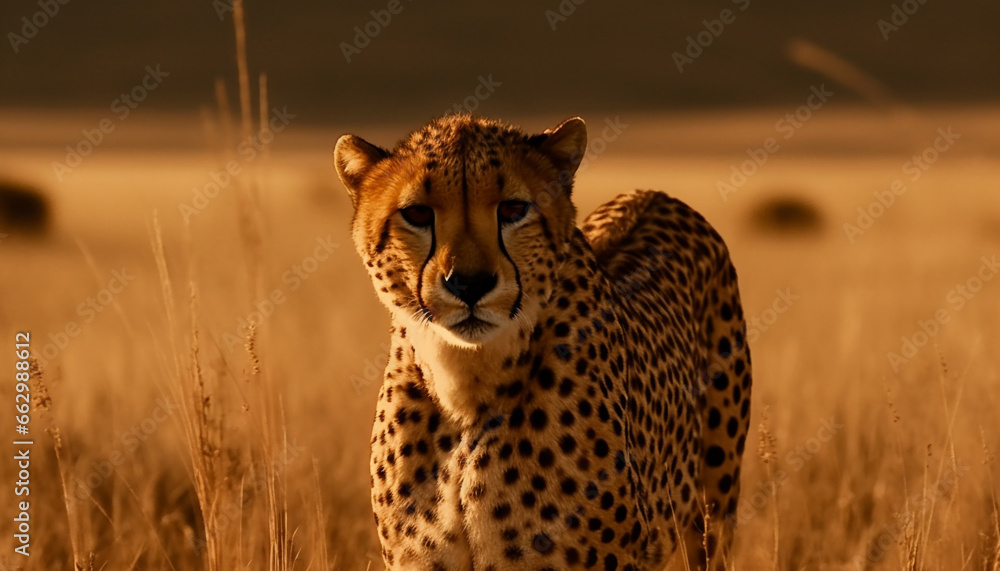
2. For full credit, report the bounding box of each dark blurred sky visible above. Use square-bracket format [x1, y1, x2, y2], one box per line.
[2, 0, 998, 125]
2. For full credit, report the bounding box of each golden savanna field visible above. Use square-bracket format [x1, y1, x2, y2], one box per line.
[1, 1, 999, 569]
[2, 101, 998, 569]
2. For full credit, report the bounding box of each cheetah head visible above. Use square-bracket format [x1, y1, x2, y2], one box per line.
[335, 115, 587, 349]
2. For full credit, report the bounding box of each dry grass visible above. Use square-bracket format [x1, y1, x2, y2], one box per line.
[0, 157, 998, 571]
[1, 132, 998, 569]
[1, 8, 999, 570]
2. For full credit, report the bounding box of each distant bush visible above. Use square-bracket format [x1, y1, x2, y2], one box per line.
[0, 180, 50, 235]
[748, 194, 823, 235]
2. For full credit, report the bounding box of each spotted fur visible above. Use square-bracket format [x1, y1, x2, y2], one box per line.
[334, 115, 751, 570]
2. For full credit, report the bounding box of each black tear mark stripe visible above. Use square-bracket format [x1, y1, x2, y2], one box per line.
[539, 216, 553, 243]
[416, 224, 437, 322]
[373, 219, 392, 255]
[497, 222, 523, 319]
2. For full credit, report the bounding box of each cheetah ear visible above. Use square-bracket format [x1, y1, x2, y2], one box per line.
[334, 134, 389, 205]
[531, 117, 588, 178]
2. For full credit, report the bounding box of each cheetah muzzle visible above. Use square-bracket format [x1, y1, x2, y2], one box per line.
[334, 115, 752, 570]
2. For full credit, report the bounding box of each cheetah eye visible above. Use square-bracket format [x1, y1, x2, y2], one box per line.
[498, 201, 530, 225]
[400, 205, 434, 228]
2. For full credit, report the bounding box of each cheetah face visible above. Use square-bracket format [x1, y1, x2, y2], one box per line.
[334, 116, 588, 348]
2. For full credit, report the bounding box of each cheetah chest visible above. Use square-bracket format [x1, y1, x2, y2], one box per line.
[370, 336, 653, 569]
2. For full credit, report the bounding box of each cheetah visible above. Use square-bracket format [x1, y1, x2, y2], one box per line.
[334, 115, 751, 570]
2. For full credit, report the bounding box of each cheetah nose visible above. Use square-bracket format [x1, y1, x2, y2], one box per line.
[442, 271, 497, 307]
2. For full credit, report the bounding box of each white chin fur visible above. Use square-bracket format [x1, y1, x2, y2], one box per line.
[395, 311, 487, 349]
[397, 307, 534, 424]
[433, 322, 500, 349]
[395, 302, 538, 354]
